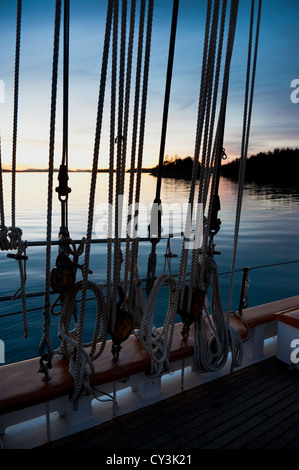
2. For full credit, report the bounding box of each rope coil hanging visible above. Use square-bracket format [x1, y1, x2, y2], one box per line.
[138, 273, 177, 378]
[136, 0, 180, 378]
[167, 0, 245, 375]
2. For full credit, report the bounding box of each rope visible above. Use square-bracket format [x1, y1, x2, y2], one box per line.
[106, 0, 119, 316]
[166, 0, 244, 375]
[188, 0, 222, 307]
[137, 273, 177, 378]
[173, 0, 213, 316]
[62, 0, 69, 169]
[146, 0, 179, 297]
[11, 0, 21, 229]
[39, 0, 62, 378]
[123, 0, 145, 311]
[1, 0, 29, 338]
[192, 0, 242, 373]
[58, 280, 108, 361]
[152, 0, 179, 205]
[70, 0, 113, 402]
[111, 0, 131, 333]
[56, 0, 71, 237]
[128, 0, 154, 309]
[107, 0, 153, 361]
[202, 0, 239, 286]
[226, 0, 262, 316]
[109, 0, 152, 330]
[193, 258, 243, 373]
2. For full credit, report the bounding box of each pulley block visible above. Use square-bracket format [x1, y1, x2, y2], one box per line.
[111, 287, 133, 361]
[50, 252, 76, 294]
[177, 284, 206, 339]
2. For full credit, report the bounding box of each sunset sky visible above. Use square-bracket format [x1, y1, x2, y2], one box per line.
[0, 0, 298, 171]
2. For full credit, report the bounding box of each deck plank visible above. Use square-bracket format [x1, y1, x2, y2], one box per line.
[38, 358, 299, 450]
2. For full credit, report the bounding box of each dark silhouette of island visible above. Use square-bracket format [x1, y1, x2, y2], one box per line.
[150, 148, 299, 187]
[220, 147, 299, 186]
[150, 155, 200, 180]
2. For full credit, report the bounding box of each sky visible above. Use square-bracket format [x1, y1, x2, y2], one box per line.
[0, 0, 298, 171]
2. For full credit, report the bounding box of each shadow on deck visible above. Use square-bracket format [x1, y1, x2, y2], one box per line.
[39, 357, 299, 450]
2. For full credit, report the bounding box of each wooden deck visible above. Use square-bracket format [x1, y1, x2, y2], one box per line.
[38, 357, 299, 450]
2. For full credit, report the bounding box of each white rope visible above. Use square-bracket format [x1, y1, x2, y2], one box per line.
[39, 0, 61, 376]
[137, 273, 177, 378]
[188, 0, 223, 309]
[129, 0, 154, 310]
[165, 0, 244, 376]
[191, 0, 243, 373]
[123, 0, 144, 311]
[193, 257, 243, 373]
[71, 0, 113, 403]
[109, 0, 152, 337]
[111, 0, 127, 333]
[173, 0, 213, 318]
[58, 280, 108, 394]
[226, 0, 262, 316]
[106, 0, 118, 317]
[111, 0, 137, 333]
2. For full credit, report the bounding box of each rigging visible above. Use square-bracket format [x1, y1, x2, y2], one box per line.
[0, 0, 263, 402]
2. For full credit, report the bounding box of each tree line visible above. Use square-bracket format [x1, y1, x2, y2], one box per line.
[150, 148, 299, 186]
[220, 148, 299, 186]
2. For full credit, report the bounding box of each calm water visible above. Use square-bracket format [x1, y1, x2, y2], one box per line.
[1, 172, 299, 364]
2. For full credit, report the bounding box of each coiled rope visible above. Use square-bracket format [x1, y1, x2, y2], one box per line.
[138, 273, 177, 378]
[164, 0, 245, 375]
[193, 258, 243, 373]
[194, 0, 243, 373]
[58, 280, 108, 397]
[136, 0, 184, 377]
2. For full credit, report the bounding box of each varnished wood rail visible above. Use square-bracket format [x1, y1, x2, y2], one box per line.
[0, 295, 299, 417]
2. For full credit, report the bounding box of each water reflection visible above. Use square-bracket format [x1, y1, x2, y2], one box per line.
[1, 172, 299, 363]
[245, 183, 299, 210]
[225, 177, 299, 208]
